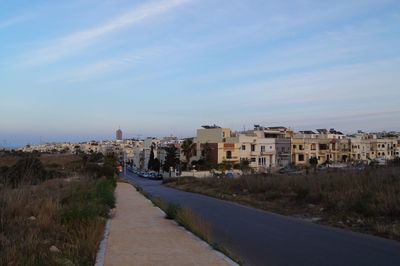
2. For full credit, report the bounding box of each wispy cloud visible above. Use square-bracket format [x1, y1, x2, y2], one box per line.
[39, 45, 171, 83]
[0, 15, 31, 30]
[21, 0, 190, 66]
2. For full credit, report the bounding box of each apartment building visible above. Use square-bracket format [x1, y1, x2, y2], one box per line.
[291, 129, 345, 165]
[192, 125, 291, 172]
[236, 132, 273, 169]
[346, 133, 399, 162]
[193, 125, 239, 164]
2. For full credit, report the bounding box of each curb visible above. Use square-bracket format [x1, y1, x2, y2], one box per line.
[94, 217, 112, 266]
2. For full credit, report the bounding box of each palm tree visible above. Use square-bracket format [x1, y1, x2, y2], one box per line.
[181, 138, 196, 164]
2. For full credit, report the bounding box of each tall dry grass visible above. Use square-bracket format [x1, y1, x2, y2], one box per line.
[0, 176, 115, 266]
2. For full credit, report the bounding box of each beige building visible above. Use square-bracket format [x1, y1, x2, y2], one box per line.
[193, 125, 238, 165]
[291, 129, 345, 165]
[192, 125, 291, 172]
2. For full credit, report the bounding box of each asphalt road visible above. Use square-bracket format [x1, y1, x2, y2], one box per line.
[125, 172, 400, 266]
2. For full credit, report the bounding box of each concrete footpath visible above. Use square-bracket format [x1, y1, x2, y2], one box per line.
[103, 182, 234, 266]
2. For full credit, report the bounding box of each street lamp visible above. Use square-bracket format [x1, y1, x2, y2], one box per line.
[192, 164, 196, 177]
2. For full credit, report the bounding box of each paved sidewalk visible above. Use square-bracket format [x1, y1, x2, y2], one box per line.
[104, 182, 233, 266]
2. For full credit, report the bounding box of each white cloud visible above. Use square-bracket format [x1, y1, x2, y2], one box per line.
[0, 15, 31, 30]
[21, 0, 191, 66]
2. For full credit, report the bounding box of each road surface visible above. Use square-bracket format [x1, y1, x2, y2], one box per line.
[125, 172, 400, 266]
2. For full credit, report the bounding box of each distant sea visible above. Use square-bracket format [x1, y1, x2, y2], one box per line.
[1, 144, 23, 150]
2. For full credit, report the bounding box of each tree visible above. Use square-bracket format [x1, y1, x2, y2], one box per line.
[148, 144, 155, 170]
[163, 145, 179, 172]
[89, 152, 104, 163]
[201, 142, 212, 162]
[237, 158, 251, 173]
[217, 161, 232, 171]
[309, 157, 318, 172]
[181, 139, 196, 164]
[153, 158, 161, 172]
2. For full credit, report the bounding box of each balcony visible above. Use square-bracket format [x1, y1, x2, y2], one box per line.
[222, 156, 239, 161]
[260, 151, 274, 156]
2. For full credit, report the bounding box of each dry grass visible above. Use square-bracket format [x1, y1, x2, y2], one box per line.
[0, 177, 115, 266]
[150, 198, 211, 241]
[0, 155, 20, 167]
[175, 207, 212, 242]
[166, 166, 400, 241]
[39, 154, 81, 167]
[0, 153, 81, 168]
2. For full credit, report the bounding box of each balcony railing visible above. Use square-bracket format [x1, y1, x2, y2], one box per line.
[222, 156, 239, 161]
[260, 151, 274, 156]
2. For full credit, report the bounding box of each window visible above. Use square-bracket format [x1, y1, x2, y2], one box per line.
[222, 132, 225, 138]
[251, 144, 255, 152]
[241, 145, 246, 150]
[293, 145, 297, 149]
[319, 144, 328, 150]
[251, 157, 256, 162]
[299, 145, 303, 150]
[226, 151, 232, 159]
[261, 146, 265, 152]
[298, 154, 304, 161]
[311, 144, 316, 150]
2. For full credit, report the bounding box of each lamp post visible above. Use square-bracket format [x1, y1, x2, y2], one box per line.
[192, 164, 196, 177]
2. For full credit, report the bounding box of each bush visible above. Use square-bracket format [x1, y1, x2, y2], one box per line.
[61, 179, 116, 223]
[165, 203, 181, 220]
[4, 157, 47, 187]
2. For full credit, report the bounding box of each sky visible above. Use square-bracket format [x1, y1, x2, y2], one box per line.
[1, 0, 400, 147]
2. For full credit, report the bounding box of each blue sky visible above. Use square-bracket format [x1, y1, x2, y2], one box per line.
[1, 0, 400, 146]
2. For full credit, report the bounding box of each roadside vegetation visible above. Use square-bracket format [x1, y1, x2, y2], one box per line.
[0, 151, 117, 266]
[165, 164, 400, 241]
[134, 186, 241, 264]
[151, 198, 211, 242]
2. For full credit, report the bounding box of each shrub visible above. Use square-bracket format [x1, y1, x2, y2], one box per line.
[60, 179, 116, 223]
[165, 203, 181, 220]
[4, 157, 47, 187]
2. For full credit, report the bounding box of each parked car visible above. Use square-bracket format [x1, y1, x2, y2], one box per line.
[370, 157, 386, 166]
[154, 173, 163, 180]
[225, 172, 240, 178]
[279, 165, 304, 175]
